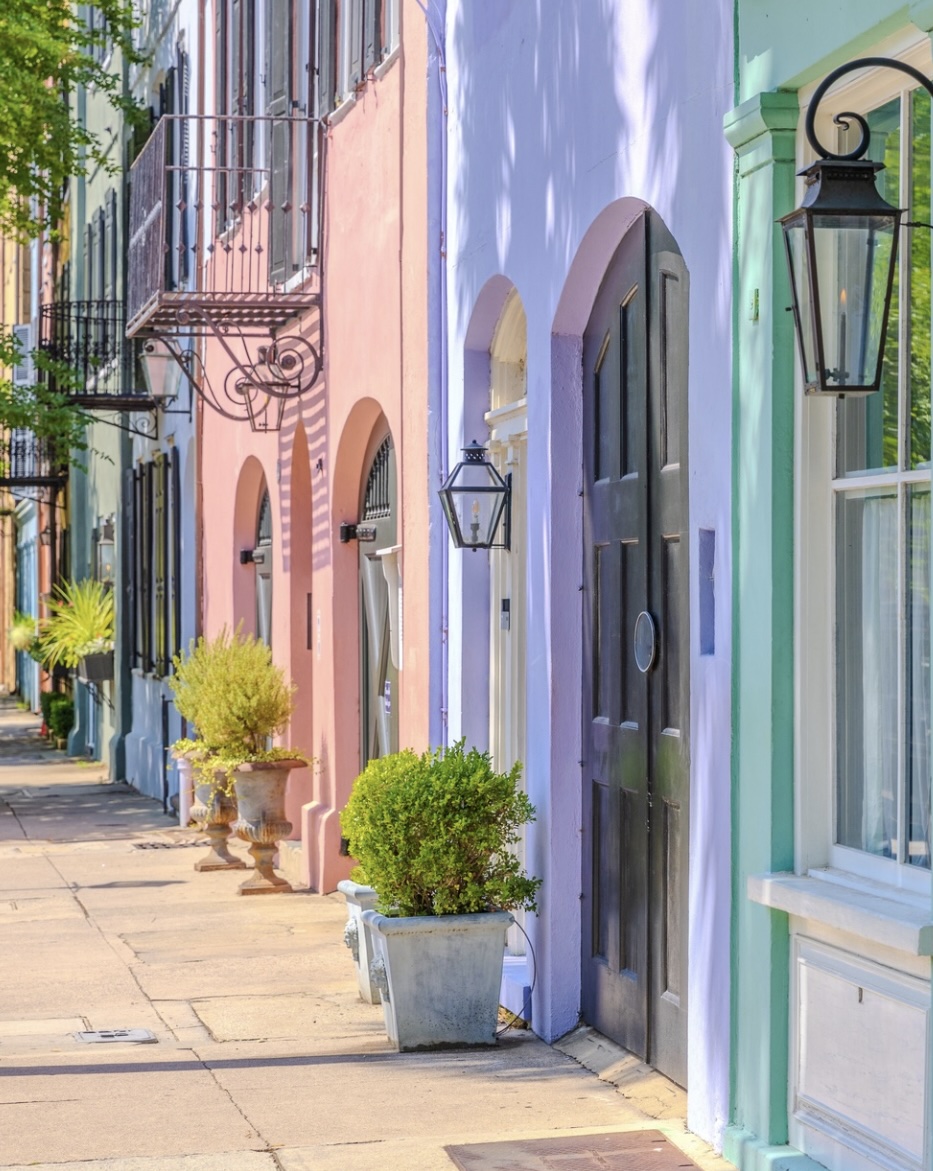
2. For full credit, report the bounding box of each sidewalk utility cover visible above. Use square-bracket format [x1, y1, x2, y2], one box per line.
[74, 1029, 157, 1044]
[446, 1129, 699, 1170]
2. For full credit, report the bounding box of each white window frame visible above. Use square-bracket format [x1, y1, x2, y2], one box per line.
[796, 31, 933, 898]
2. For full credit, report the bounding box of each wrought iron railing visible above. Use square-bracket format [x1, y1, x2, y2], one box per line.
[0, 431, 67, 489]
[39, 300, 154, 409]
[126, 113, 322, 338]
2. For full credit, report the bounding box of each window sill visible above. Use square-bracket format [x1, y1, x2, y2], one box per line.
[748, 868, 933, 956]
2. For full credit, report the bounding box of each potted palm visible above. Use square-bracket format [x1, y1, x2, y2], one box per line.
[36, 579, 114, 682]
[189, 627, 309, 895]
[341, 741, 540, 1050]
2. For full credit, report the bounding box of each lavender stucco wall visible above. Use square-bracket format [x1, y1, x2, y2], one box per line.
[444, 0, 733, 1148]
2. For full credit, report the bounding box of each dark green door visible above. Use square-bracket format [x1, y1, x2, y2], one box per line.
[581, 210, 689, 1087]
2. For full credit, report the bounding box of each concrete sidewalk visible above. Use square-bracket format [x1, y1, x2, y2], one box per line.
[0, 699, 731, 1171]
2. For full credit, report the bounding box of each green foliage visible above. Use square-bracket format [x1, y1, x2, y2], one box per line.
[47, 694, 74, 741]
[340, 741, 541, 918]
[170, 627, 299, 764]
[39, 690, 57, 728]
[9, 610, 36, 652]
[37, 578, 115, 669]
[0, 0, 145, 240]
[0, 334, 94, 473]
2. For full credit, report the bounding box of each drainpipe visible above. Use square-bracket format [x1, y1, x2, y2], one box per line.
[414, 0, 449, 748]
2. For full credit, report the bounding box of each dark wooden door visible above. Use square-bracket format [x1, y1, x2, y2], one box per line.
[581, 210, 689, 1087]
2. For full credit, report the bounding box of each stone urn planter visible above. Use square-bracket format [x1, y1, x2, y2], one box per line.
[337, 879, 381, 1004]
[173, 751, 196, 828]
[231, 759, 302, 895]
[362, 909, 513, 1050]
[190, 768, 246, 872]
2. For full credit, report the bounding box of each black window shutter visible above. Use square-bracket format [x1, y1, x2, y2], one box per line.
[267, 0, 291, 284]
[153, 455, 167, 677]
[171, 447, 182, 663]
[128, 467, 140, 670]
[142, 461, 153, 671]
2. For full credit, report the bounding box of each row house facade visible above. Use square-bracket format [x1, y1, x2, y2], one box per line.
[8, 3, 933, 1168]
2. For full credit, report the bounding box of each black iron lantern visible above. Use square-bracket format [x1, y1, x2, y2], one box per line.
[780, 159, 901, 395]
[779, 57, 933, 396]
[96, 516, 115, 584]
[439, 441, 511, 551]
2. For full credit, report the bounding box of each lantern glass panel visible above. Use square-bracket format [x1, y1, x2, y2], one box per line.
[784, 217, 820, 386]
[811, 212, 897, 392]
[449, 461, 507, 547]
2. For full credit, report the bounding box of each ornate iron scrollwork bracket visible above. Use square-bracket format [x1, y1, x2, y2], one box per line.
[145, 305, 322, 431]
[806, 57, 933, 162]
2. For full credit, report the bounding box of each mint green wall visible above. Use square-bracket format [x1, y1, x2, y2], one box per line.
[729, 4, 933, 1169]
[67, 27, 131, 773]
[724, 92, 798, 1163]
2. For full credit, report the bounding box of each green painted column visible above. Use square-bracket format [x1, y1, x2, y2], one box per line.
[723, 90, 808, 1171]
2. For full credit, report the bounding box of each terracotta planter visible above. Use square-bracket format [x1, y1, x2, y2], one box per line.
[190, 767, 246, 872]
[232, 759, 302, 895]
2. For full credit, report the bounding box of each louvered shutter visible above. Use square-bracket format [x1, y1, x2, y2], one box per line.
[267, 0, 291, 283]
[124, 468, 138, 670]
[363, 0, 380, 73]
[317, 0, 335, 116]
[171, 448, 182, 662]
[348, 0, 363, 90]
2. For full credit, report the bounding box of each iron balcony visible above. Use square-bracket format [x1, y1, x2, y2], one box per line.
[125, 114, 322, 340]
[39, 300, 156, 410]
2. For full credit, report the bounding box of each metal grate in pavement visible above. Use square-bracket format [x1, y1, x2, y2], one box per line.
[74, 1029, 157, 1044]
[133, 839, 209, 849]
[445, 1130, 699, 1171]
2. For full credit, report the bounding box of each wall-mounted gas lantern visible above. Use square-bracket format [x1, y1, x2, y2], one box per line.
[439, 441, 511, 551]
[780, 57, 933, 396]
[96, 516, 115, 584]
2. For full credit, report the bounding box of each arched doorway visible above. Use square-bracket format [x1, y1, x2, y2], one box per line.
[359, 433, 398, 767]
[254, 488, 273, 645]
[581, 208, 690, 1086]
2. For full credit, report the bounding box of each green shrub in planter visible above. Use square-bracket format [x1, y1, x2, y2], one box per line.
[39, 691, 56, 729]
[47, 695, 74, 742]
[341, 740, 541, 918]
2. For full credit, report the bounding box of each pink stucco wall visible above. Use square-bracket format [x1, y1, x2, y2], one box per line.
[199, 4, 431, 893]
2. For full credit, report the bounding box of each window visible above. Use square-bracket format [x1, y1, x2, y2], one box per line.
[331, 0, 399, 106]
[800, 52, 933, 888]
[129, 452, 182, 678]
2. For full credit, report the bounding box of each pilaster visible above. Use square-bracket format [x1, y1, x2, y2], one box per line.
[724, 89, 799, 1158]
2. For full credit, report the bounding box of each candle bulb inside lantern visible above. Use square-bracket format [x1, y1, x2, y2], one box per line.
[838, 287, 847, 385]
[470, 498, 481, 544]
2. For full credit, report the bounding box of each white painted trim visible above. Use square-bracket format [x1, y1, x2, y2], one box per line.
[749, 869, 933, 955]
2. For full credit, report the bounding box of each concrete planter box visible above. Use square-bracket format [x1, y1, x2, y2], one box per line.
[362, 909, 512, 1050]
[337, 879, 380, 1004]
[77, 651, 113, 683]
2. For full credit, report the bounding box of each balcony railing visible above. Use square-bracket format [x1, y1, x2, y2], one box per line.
[126, 114, 321, 339]
[0, 432, 67, 489]
[39, 300, 155, 410]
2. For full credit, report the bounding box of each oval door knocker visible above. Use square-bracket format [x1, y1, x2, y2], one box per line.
[633, 610, 658, 674]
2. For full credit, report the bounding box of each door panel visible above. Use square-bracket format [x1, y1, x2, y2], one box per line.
[582, 212, 649, 1058]
[581, 212, 689, 1087]
[359, 436, 398, 769]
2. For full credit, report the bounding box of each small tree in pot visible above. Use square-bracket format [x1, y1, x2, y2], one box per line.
[340, 741, 540, 1050]
[169, 633, 246, 871]
[190, 628, 308, 895]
